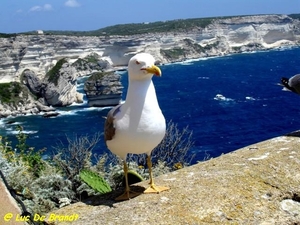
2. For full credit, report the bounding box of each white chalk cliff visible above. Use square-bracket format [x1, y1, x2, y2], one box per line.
[1, 14, 299, 83]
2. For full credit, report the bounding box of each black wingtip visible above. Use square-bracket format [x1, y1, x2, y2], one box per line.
[281, 77, 291, 90]
[281, 77, 289, 86]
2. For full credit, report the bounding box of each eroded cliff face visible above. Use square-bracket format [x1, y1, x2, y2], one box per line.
[84, 72, 123, 107]
[1, 14, 299, 83]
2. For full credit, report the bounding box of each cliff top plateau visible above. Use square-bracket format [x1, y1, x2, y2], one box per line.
[4, 14, 299, 37]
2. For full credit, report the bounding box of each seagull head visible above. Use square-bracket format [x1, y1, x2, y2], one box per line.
[127, 53, 161, 81]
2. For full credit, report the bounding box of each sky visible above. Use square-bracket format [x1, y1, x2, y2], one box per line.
[1, 0, 300, 33]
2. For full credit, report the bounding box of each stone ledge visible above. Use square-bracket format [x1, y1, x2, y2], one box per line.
[47, 132, 300, 224]
[0, 179, 24, 225]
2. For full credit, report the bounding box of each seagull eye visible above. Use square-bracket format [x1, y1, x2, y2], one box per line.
[135, 60, 140, 65]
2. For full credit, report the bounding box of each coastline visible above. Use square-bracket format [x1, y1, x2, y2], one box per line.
[0, 43, 299, 119]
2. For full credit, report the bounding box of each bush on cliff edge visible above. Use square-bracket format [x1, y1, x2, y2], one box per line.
[0, 121, 195, 214]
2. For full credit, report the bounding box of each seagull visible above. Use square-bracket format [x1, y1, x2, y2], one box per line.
[281, 74, 300, 94]
[104, 53, 169, 200]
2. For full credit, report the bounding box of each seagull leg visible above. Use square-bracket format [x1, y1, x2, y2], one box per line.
[144, 155, 169, 194]
[115, 161, 139, 201]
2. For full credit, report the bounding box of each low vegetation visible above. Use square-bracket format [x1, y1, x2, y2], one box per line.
[0, 33, 17, 38]
[46, 58, 68, 85]
[93, 17, 215, 36]
[0, 121, 195, 215]
[160, 38, 222, 60]
[18, 17, 217, 36]
[160, 48, 187, 60]
[0, 82, 30, 105]
[1, 14, 299, 37]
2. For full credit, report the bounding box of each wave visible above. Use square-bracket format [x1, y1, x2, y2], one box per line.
[0, 120, 5, 129]
[173, 61, 194, 66]
[69, 100, 88, 107]
[245, 96, 256, 101]
[77, 83, 85, 89]
[179, 62, 194, 66]
[172, 57, 213, 65]
[7, 129, 38, 135]
[77, 75, 90, 82]
[1, 120, 24, 130]
[164, 55, 229, 67]
[82, 106, 112, 111]
[214, 94, 234, 102]
[56, 106, 111, 116]
[115, 70, 128, 75]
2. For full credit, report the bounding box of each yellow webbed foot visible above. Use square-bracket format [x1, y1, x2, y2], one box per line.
[115, 190, 140, 201]
[144, 184, 169, 194]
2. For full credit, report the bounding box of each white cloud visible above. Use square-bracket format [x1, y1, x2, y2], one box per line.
[29, 4, 53, 12]
[29, 6, 42, 12]
[65, 0, 80, 7]
[44, 4, 53, 11]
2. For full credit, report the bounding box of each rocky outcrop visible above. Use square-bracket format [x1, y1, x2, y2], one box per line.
[72, 53, 113, 77]
[46, 132, 300, 224]
[22, 59, 83, 107]
[84, 72, 122, 107]
[0, 92, 55, 118]
[0, 81, 55, 118]
[22, 69, 42, 95]
[0, 59, 85, 117]
[0, 14, 299, 83]
[42, 59, 83, 106]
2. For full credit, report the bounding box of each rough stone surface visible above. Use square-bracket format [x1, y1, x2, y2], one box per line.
[46, 132, 300, 225]
[0, 180, 25, 225]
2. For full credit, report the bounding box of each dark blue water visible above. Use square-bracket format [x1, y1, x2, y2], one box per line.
[1, 47, 300, 163]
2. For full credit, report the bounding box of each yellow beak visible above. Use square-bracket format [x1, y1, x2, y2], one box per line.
[145, 65, 162, 77]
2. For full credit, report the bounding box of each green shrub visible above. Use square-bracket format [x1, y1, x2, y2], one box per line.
[160, 48, 187, 60]
[46, 58, 67, 85]
[85, 53, 99, 63]
[183, 38, 206, 53]
[2, 125, 46, 177]
[0, 33, 17, 38]
[0, 82, 23, 103]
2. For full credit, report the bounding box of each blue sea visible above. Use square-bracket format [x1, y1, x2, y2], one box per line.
[1, 47, 300, 164]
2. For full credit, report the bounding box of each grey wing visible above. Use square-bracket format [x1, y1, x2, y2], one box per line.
[104, 105, 121, 141]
